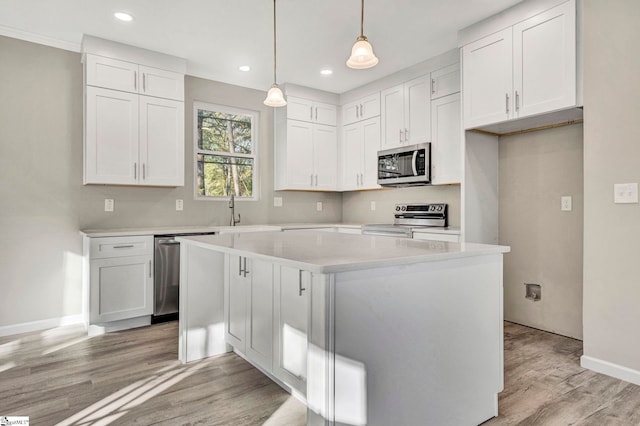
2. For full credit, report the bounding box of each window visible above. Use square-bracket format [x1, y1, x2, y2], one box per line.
[194, 102, 258, 199]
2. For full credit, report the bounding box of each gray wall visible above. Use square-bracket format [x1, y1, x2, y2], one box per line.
[0, 36, 341, 328]
[499, 124, 584, 339]
[583, 1, 640, 371]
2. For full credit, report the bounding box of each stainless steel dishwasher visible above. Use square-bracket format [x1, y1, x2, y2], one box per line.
[153, 233, 215, 323]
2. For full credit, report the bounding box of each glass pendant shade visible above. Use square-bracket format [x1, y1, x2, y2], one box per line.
[264, 84, 287, 107]
[346, 36, 379, 69]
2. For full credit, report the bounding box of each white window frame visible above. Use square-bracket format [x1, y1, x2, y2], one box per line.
[193, 101, 260, 201]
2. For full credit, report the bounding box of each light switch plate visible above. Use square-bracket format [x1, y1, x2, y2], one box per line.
[316, 201, 323, 212]
[104, 199, 114, 212]
[370, 201, 376, 211]
[561, 196, 572, 211]
[176, 199, 184, 211]
[614, 183, 639, 204]
[274, 197, 283, 207]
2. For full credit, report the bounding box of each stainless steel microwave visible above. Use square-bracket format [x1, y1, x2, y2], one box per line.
[377, 143, 431, 187]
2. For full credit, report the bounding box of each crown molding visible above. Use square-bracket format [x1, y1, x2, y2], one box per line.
[0, 24, 80, 52]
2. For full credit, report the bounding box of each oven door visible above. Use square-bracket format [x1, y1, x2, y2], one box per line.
[377, 143, 430, 186]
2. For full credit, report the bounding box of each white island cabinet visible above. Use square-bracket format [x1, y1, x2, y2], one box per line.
[178, 231, 509, 426]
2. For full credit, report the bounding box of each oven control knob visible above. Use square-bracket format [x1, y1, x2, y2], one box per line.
[401, 206, 407, 211]
[395, 206, 401, 211]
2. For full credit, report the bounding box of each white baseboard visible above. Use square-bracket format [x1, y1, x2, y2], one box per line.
[581, 355, 640, 386]
[87, 316, 151, 337]
[0, 314, 85, 338]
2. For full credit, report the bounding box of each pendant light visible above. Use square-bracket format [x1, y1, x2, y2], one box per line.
[346, 0, 379, 69]
[264, 0, 287, 107]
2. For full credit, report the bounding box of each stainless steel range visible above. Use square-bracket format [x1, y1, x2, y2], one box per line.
[362, 203, 448, 238]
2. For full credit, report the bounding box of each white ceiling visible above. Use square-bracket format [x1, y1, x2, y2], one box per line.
[0, 0, 522, 94]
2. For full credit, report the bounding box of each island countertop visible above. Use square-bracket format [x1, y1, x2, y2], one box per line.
[177, 230, 509, 273]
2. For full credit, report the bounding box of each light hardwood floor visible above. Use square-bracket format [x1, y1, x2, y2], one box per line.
[1, 321, 639, 425]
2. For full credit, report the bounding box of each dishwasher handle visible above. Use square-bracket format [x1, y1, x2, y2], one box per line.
[157, 239, 180, 245]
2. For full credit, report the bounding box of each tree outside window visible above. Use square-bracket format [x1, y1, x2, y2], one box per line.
[194, 103, 258, 199]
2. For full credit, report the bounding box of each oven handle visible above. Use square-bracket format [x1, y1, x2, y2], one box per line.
[411, 150, 418, 176]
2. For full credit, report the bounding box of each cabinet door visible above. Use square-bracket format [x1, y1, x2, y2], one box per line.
[90, 255, 153, 323]
[313, 125, 338, 190]
[139, 96, 185, 186]
[513, 0, 576, 118]
[404, 76, 431, 145]
[342, 100, 361, 126]
[226, 255, 248, 352]
[273, 266, 309, 395]
[361, 117, 381, 189]
[286, 96, 315, 122]
[245, 259, 274, 371]
[139, 65, 185, 101]
[431, 64, 460, 100]
[342, 123, 362, 190]
[285, 120, 315, 189]
[313, 102, 337, 126]
[85, 54, 138, 93]
[431, 93, 462, 185]
[85, 87, 139, 185]
[462, 28, 513, 128]
[359, 93, 381, 121]
[380, 84, 405, 150]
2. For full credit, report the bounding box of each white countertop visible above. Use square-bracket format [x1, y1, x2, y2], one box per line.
[80, 223, 360, 237]
[177, 230, 509, 274]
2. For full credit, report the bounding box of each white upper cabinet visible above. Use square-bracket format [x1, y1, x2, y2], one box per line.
[286, 95, 337, 126]
[381, 75, 431, 150]
[431, 93, 462, 185]
[513, 0, 576, 118]
[462, 0, 576, 129]
[342, 92, 380, 126]
[82, 38, 186, 187]
[341, 117, 381, 191]
[431, 64, 460, 100]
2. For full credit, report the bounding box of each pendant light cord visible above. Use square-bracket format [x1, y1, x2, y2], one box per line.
[273, 0, 277, 84]
[360, 0, 364, 37]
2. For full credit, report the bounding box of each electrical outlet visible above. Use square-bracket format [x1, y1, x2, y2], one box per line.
[176, 199, 184, 211]
[370, 201, 376, 211]
[561, 196, 572, 211]
[614, 183, 639, 204]
[274, 197, 283, 207]
[316, 201, 323, 212]
[104, 199, 114, 212]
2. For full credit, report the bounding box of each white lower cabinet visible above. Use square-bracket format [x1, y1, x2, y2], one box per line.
[273, 266, 309, 396]
[89, 236, 153, 324]
[225, 255, 275, 371]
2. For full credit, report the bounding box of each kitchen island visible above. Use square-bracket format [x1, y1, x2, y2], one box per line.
[177, 231, 509, 426]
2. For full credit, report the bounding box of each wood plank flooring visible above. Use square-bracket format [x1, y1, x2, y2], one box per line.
[1, 321, 639, 425]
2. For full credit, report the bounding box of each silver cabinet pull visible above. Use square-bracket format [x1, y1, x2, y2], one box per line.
[310, 174, 314, 186]
[143, 73, 146, 92]
[310, 106, 313, 120]
[134, 71, 137, 91]
[360, 104, 364, 117]
[243, 257, 249, 277]
[113, 245, 134, 249]
[298, 270, 306, 296]
[506, 93, 510, 114]
[149, 260, 152, 277]
[360, 173, 363, 185]
[134, 163, 137, 179]
[431, 78, 436, 95]
[356, 104, 360, 118]
[399, 129, 403, 142]
[515, 91, 520, 113]
[405, 128, 409, 142]
[238, 256, 242, 276]
[315, 174, 318, 186]
[315, 107, 318, 121]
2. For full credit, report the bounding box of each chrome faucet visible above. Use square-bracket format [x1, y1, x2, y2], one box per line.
[229, 193, 241, 226]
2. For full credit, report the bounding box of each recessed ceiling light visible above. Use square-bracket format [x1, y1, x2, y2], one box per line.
[114, 12, 134, 22]
[320, 69, 333, 76]
[239, 65, 251, 72]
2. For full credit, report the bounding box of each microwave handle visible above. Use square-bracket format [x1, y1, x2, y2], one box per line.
[411, 150, 418, 176]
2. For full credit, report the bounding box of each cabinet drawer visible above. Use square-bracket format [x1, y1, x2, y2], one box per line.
[90, 235, 154, 259]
